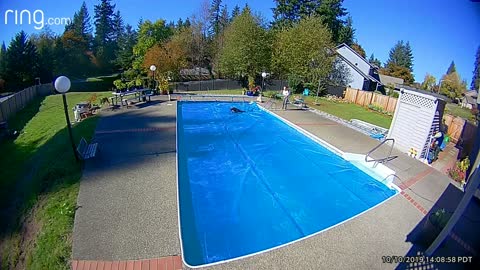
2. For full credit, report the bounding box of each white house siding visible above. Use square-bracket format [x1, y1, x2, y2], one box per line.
[338, 59, 365, 90]
[336, 46, 371, 76]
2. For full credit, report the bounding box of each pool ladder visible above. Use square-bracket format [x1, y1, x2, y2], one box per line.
[365, 138, 398, 167]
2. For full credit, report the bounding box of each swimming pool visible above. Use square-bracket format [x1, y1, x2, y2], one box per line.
[177, 101, 398, 267]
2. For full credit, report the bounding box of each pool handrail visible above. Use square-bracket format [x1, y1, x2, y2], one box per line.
[365, 138, 398, 167]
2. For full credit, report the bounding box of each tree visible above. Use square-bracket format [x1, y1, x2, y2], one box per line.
[65, 1, 93, 48]
[350, 43, 365, 58]
[143, 29, 189, 78]
[218, 8, 271, 81]
[209, 0, 222, 37]
[421, 73, 436, 92]
[472, 46, 480, 90]
[446, 61, 456, 75]
[5, 31, 38, 90]
[94, 0, 116, 72]
[368, 53, 381, 67]
[386, 40, 414, 72]
[115, 24, 137, 71]
[380, 64, 414, 84]
[272, 0, 348, 43]
[439, 71, 467, 99]
[231, 5, 240, 21]
[30, 28, 57, 83]
[0, 42, 6, 79]
[272, 16, 334, 88]
[132, 19, 173, 70]
[338, 16, 354, 45]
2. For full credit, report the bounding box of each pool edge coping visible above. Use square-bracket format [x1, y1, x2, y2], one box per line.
[175, 101, 401, 269]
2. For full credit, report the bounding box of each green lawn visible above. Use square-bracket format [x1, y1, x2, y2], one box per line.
[445, 103, 476, 122]
[0, 91, 110, 270]
[303, 97, 393, 128]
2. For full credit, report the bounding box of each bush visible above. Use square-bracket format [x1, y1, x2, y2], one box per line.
[448, 157, 470, 185]
[288, 74, 304, 94]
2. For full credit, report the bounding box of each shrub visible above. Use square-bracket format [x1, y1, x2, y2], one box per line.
[448, 157, 470, 185]
[287, 74, 304, 94]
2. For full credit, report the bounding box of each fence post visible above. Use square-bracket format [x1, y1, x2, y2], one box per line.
[354, 89, 359, 104]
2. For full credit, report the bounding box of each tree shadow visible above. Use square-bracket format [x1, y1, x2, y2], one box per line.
[397, 184, 480, 270]
[0, 116, 99, 238]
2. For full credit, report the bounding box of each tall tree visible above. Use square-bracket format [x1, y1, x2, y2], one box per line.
[94, 0, 116, 72]
[209, 0, 222, 37]
[231, 4, 240, 21]
[350, 43, 365, 58]
[272, 16, 334, 86]
[368, 53, 381, 67]
[446, 61, 456, 75]
[218, 8, 270, 81]
[338, 16, 354, 45]
[272, 0, 348, 43]
[386, 40, 414, 72]
[0, 42, 6, 79]
[439, 71, 466, 99]
[65, 1, 93, 48]
[30, 28, 57, 83]
[472, 46, 480, 91]
[421, 73, 436, 92]
[5, 31, 38, 90]
[115, 24, 137, 71]
[112, 11, 125, 43]
[132, 19, 173, 70]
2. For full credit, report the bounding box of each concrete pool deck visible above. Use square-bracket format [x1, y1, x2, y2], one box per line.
[72, 97, 479, 270]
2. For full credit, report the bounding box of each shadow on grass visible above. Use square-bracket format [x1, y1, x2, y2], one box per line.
[396, 184, 480, 270]
[0, 116, 99, 238]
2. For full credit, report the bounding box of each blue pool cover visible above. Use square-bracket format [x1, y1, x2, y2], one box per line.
[177, 101, 397, 267]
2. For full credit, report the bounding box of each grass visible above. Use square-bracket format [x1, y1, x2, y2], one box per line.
[445, 103, 476, 122]
[0, 91, 110, 270]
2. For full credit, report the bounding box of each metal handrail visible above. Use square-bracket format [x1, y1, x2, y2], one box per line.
[365, 138, 398, 167]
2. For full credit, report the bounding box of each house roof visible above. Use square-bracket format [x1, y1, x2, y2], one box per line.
[461, 90, 478, 104]
[336, 53, 383, 85]
[379, 74, 404, 86]
[335, 43, 377, 70]
[399, 85, 450, 102]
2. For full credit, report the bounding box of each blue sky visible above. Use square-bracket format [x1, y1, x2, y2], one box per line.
[0, 0, 479, 87]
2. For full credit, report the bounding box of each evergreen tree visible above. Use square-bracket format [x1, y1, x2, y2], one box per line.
[177, 18, 184, 29]
[209, 0, 222, 36]
[94, 0, 116, 71]
[115, 24, 137, 71]
[338, 16, 354, 45]
[30, 27, 56, 83]
[5, 31, 38, 90]
[112, 11, 125, 43]
[0, 42, 6, 79]
[184, 18, 192, 28]
[219, 4, 229, 33]
[446, 60, 456, 75]
[231, 5, 240, 21]
[65, 1, 93, 48]
[272, 0, 348, 43]
[385, 40, 414, 72]
[368, 53, 381, 67]
[472, 46, 480, 91]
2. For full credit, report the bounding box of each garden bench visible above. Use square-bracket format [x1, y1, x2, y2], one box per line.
[77, 137, 98, 160]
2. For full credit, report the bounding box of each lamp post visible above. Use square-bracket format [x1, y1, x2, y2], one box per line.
[150, 65, 157, 91]
[261, 72, 267, 92]
[54, 76, 79, 162]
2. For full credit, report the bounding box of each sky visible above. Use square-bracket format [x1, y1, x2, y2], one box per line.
[0, 0, 479, 87]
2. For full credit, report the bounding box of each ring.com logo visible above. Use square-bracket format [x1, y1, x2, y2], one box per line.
[4, 9, 72, 30]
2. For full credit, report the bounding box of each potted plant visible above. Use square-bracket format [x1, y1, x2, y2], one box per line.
[421, 208, 452, 246]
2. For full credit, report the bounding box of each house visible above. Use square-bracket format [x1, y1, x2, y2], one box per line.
[379, 74, 404, 89]
[461, 90, 478, 109]
[335, 43, 384, 93]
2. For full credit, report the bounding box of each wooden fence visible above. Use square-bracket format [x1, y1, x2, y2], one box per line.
[0, 84, 53, 123]
[343, 87, 398, 113]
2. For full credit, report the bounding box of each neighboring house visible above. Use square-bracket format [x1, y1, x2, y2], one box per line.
[461, 90, 478, 109]
[179, 67, 211, 80]
[379, 74, 404, 89]
[335, 43, 384, 93]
